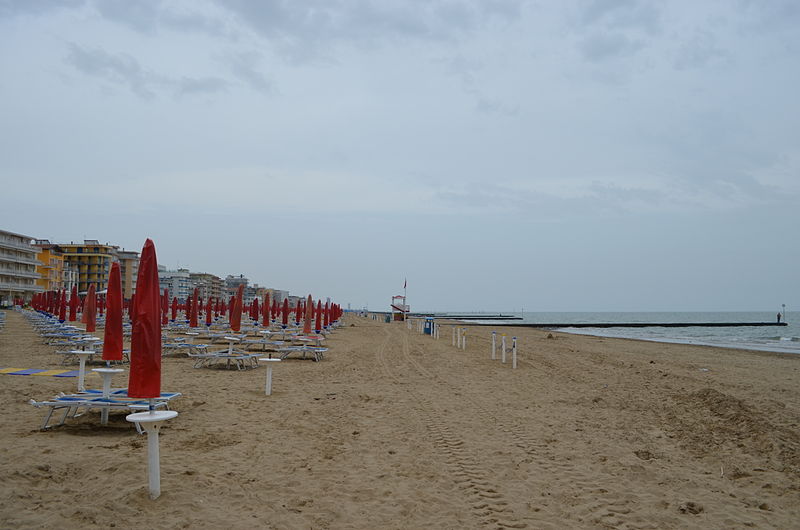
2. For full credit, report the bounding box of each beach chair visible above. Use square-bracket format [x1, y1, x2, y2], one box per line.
[29, 391, 180, 431]
[276, 345, 328, 362]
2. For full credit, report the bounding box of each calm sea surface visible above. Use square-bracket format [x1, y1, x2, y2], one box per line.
[460, 312, 800, 355]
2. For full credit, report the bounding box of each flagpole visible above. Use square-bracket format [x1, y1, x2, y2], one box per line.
[404, 278, 407, 321]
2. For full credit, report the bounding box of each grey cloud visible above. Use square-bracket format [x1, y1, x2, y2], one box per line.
[66, 43, 157, 98]
[475, 97, 519, 117]
[0, 0, 84, 17]
[211, 0, 525, 61]
[175, 76, 229, 96]
[66, 43, 232, 99]
[578, 0, 661, 34]
[92, 0, 229, 38]
[226, 52, 272, 93]
[435, 181, 668, 218]
[92, 0, 159, 34]
[572, 0, 660, 65]
[579, 32, 643, 61]
[673, 30, 727, 70]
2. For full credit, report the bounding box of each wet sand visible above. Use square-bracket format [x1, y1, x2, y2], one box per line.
[1, 310, 798, 529]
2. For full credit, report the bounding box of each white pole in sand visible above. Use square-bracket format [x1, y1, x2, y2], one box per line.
[452, 326, 456, 346]
[491, 331, 496, 360]
[259, 358, 281, 395]
[126, 407, 178, 500]
[462, 328, 467, 350]
[501, 334, 507, 363]
[512, 337, 517, 369]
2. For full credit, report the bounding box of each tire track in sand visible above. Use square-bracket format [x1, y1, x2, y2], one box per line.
[400, 328, 638, 529]
[376, 327, 527, 529]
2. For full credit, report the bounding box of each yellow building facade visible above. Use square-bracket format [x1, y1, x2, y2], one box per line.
[33, 242, 65, 291]
[59, 240, 117, 293]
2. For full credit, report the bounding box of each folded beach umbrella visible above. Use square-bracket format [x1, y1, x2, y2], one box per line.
[315, 300, 322, 333]
[228, 296, 235, 318]
[171, 297, 178, 322]
[303, 295, 313, 334]
[294, 300, 301, 325]
[161, 289, 168, 326]
[58, 290, 67, 323]
[252, 297, 259, 322]
[262, 293, 270, 326]
[69, 285, 78, 321]
[102, 262, 124, 361]
[128, 238, 162, 399]
[189, 288, 199, 328]
[230, 284, 244, 332]
[281, 299, 289, 327]
[205, 297, 213, 326]
[83, 284, 97, 333]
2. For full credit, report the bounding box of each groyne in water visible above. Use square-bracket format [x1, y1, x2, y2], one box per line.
[455, 322, 788, 328]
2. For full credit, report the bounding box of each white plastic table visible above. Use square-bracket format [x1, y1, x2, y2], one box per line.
[92, 367, 124, 424]
[70, 350, 97, 391]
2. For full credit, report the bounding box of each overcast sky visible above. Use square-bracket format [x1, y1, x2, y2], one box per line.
[1, 0, 798, 312]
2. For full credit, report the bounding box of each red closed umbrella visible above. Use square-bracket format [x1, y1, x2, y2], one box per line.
[82, 284, 97, 332]
[262, 293, 270, 326]
[58, 290, 67, 322]
[189, 288, 199, 328]
[102, 262, 124, 361]
[205, 297, 213, 326]
[185, 292, 192, 323]
[294, 300, 302, 325]
[315, 301, 323, 333]
[128, 239, 162, 399]
[303, 295, 313, 334]
[230, 284, 244, 332]
[171, 297, 178, 321]
[252, 297, 259, 322]
[281, 299, 289, 327]
[69, 285, 78, 321]
[324, 302, 330, 329]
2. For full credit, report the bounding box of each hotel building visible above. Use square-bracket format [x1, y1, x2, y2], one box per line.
[0, 229, 42, 305]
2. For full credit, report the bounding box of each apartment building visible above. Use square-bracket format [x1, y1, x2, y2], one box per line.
[116, 250, 139, 299]
[189, 272, 224, 301]
[159, 268, 192, 302]
[0, 229, 42, 306]
[59, 240, 117, 293]
[33, 240, 66, 292]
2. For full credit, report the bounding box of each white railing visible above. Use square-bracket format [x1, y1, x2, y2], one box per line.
[0, 281, 44, 292]
[0, 239, 38, 252]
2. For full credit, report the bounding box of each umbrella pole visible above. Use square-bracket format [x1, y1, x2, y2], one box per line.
[126, 405, 178, 500]
[77, 357, 87, 392]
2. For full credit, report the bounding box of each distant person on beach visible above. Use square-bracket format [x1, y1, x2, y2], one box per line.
[777, 313, 781, 323]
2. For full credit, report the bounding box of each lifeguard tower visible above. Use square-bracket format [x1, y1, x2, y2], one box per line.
[391, 294, 409, 321]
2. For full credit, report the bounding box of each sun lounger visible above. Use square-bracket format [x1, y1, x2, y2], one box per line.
[276, 346, 328, 362]
[30, 391, 181, 431]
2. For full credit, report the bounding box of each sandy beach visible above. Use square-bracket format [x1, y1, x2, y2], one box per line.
[1, 310, 798, 529]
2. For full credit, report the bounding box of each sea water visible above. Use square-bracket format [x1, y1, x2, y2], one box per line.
[463, 312, 800, 355]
